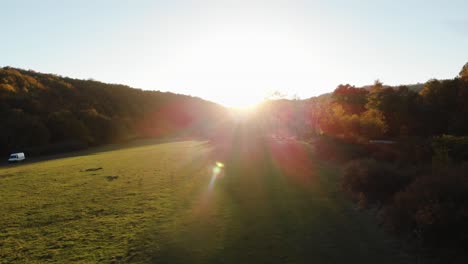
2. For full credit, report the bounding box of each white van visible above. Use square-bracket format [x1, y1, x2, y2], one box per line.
[8, 152, 25, 163]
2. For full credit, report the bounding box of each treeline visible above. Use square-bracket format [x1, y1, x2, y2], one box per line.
[0, 67, 227, 156]
[313, 62, 468, 263]
[313, 66, 468, 143]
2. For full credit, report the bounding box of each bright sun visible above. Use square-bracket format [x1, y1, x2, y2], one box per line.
[228, 102, 260, 122]
[152, 17, 315, 109]
[217, 96, 263, 109]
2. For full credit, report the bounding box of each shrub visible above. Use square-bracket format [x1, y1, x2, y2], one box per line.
[432, 135, 468, 163]
[382, 165, 468, 253]
[397, 137, 433, 164]
[342, 159, 412, 206]
[314, 136, 368, 162]
[366, 144, 399, 162]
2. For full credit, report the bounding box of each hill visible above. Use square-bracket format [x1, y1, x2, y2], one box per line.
[1, 65, 466, 157]
[0, 67, 227, 156]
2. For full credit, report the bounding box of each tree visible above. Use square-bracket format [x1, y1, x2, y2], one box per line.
[46, 110, 90, 143]
[420, 79, 460, 135]
[459, 62, 468, 79]
[332, 84, 369, 115]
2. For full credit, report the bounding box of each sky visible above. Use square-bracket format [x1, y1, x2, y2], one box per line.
[1, 0, 468, 107]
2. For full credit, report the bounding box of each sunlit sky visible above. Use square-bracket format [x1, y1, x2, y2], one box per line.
[2, 0, 467, 107]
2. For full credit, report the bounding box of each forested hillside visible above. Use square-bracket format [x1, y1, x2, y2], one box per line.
[2, 63, 468, 158]
[236, 62, 468, 147]
[0, 67, 228, 155]
[313, 63, 468, 142]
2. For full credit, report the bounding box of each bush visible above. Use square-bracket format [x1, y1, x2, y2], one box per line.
[366, 144, 399, 162]
[432, 135, 468, 164]
[383, 165, 468, 254]
[342, 159, 412, 206]
[314, 136, 368, 162]
[397, 137, 433, 164]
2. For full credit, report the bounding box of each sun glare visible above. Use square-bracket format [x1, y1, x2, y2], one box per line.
[229, 101, 261, 117]
[230, 102, 260, 111]
[213, 93, 265, 109]
[152, 14, 317, 108]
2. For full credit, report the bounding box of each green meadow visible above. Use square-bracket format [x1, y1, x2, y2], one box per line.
[0, 139, 410, 263]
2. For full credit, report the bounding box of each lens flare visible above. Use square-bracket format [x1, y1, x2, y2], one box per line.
[208, 162, 224, 190]
[213, 166, 222, 175]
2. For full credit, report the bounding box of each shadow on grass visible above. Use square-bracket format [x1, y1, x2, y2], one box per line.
[123, 127, 339, 263]
[120, 124, 412, 264]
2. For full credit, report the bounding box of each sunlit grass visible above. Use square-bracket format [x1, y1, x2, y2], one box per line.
[0, 139, 409, 263]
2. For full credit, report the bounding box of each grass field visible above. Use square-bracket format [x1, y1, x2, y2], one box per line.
[0, 137, 410, 263]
